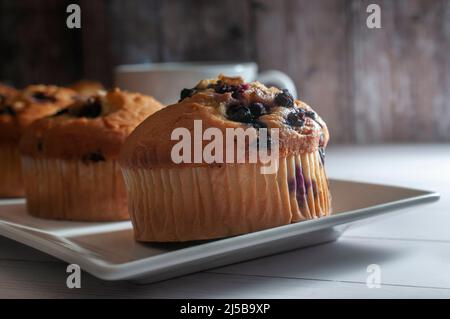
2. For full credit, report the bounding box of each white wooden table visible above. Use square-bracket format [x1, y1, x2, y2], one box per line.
[0, 144, 449, 298]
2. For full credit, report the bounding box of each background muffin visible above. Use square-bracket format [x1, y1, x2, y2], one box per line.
[19, 88, 163, 221]
[120, 75, 330, 242]
[0, 84, 76, 198]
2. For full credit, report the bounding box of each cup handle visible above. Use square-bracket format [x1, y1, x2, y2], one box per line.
[256, 70, 298, 98]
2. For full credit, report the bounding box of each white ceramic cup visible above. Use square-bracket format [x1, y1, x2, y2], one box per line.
[114, 62, 297, 105]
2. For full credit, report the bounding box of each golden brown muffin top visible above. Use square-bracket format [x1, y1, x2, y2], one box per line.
[19, 88, 163, 162]
[120, 75, 329, 169]
[0, 83, 18, 110]
[70, 80, 104, 97]
[0, 83, 19, 144]
[0, 84, 77, 144]
[0, 83, 18, 102]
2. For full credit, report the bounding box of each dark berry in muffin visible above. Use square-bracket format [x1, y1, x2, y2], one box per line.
[274, 89, 295, 108]
[32, 91, 57, 103]
[179, 88, 196, 102]
[226, 104, 253, 123]
[70, 97, 103, 118]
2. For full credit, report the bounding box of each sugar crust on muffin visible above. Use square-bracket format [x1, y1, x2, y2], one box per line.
[120, 75, 329, 169]
[20, 88, 163, 161]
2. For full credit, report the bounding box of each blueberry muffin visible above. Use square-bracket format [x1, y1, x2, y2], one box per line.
[19, 89, 163, 221]
[119, 75, 331, 242]
[0, 84, 77, 198]
[70, 80, 104, 97]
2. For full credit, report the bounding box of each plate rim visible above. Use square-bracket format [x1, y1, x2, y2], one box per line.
[0, 179, 440, 281]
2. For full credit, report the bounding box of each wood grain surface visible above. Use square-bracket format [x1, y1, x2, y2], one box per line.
[0, 0, 449, 143]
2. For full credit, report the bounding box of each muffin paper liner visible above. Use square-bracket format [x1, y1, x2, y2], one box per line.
[21, 157, 128, 221]
[121, 151, 331, 242]
[0, 145, 24, 198]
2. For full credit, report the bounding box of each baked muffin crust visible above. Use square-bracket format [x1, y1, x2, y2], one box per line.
[20, 88, 163, 161]
[70, 80, 104, 97]
[120, 75, 329, 169]
[0, 83, 18, 106]
[0, 85, 77, 144]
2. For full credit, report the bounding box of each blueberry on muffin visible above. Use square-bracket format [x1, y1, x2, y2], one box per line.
[0, 84, 77, 198]
[19, 89, 163, 221]
[119, 75, 331, 242]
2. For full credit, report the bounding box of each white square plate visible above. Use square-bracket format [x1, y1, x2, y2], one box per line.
[0, 179, 439, 283]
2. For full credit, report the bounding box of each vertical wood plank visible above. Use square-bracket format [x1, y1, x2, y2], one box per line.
[0, 0, 82, 87]
[441, 1, 450, 140]
[0, 0, 18, 86]
[81, 0, 163, 87]
[107, 0, 162, 65]
[351, 0, 450, 143]
[351, 0, 395, 143]
[79, 0, 112, 86]
[253, 0, 353, 143]
[159, 0, 253, 62]
[393, 0, 449, 142]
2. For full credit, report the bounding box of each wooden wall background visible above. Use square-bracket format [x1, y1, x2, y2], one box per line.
[0, 0, 449, 144]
